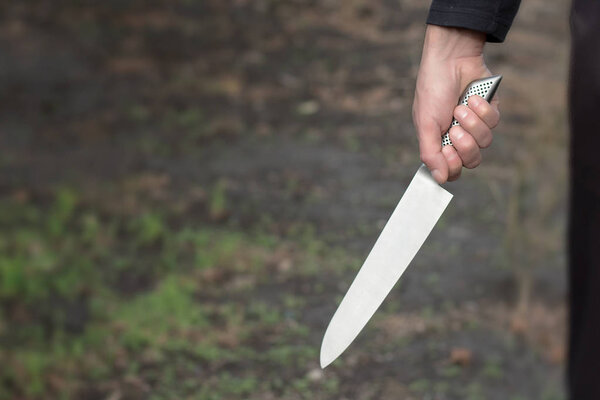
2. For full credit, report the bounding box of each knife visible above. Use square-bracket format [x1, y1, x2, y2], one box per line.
[320, 75, 502, 368]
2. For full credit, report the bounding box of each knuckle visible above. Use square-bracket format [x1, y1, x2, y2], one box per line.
[479, 132, 493, 148]
[450, 163, 462, 176]
[448, 159, 462, 179]
[478, 108, 492, 124]
[490, 114, 500, 129]
[465, 154, 482, 169]
[444, 151, 458, 168]
[461, 138, 478, 154]
[420, 153, 435, 166]
[462, 113, 478, 131]
[480, 105, 500, 128]
[449, 126, 464, 143]
[448, 170, 462, 181]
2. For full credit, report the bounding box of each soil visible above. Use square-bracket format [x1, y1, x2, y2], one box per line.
[0, 0, 571, 398]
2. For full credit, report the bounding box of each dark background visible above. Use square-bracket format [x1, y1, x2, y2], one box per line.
[0, 0, 569, 399]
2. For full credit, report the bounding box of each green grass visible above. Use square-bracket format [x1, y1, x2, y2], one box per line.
[0, 188, 338, 399]
[482, 355, 504, 380]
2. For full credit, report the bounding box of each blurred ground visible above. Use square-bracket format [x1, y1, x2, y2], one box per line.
[0, 0, 570, 399]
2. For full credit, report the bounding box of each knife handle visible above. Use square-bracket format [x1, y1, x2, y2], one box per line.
[441, 75, 502, 147]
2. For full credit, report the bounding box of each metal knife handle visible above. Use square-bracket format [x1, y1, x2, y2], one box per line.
[441, 75, 502, 147]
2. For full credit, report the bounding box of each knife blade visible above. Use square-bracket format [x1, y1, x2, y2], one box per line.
[320, 75, 502, 368]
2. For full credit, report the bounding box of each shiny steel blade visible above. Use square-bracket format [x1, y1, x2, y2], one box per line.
[320, 165, 453, 368]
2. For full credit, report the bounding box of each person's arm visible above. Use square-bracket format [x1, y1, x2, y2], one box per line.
[413, 0, 521, 184]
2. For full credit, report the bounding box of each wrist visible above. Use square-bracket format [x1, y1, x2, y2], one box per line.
[423, 25, 486, 61]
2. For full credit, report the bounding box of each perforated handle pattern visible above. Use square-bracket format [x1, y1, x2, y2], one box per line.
[441, 75, 502, 147]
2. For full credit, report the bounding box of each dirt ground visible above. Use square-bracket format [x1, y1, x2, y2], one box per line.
[0, 0, 571, 399]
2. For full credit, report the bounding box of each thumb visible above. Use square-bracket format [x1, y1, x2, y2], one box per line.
[417, 121, 448, 184]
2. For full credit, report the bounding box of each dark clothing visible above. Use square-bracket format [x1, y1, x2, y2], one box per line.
[427, 0, 521, 42]
[570, 0, 600, 183]
[427, 0, 600, 398]
[568, 0, 600, 398]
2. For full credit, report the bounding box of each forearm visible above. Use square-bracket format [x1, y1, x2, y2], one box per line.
[423, 25, 485, 61]
[420, 25, 487, 82]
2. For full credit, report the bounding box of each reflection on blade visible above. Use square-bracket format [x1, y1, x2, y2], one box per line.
[320, 165, 453, 368]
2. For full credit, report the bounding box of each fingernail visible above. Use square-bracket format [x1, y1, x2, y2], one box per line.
[453, 129, 464, 140]
[431, 169, 443, 183]
[458, 108, 469, 120]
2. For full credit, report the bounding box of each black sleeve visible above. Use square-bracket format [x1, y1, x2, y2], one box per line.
[426, 0, 521, 43]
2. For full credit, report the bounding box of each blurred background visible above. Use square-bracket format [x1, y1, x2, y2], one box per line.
[0, 0, 569, 399]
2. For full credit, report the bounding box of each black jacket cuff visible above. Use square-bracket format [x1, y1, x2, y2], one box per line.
[426, 0, 521, 43]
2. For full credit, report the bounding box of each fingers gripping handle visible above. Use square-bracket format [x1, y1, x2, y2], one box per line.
[441, 75, 502, 147]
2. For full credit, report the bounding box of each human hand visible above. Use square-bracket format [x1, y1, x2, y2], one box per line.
[413, 25, 500, 183]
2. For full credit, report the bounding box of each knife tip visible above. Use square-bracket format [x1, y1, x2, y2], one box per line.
[319, 347, 334, 369]
[319, 332, 340, 369]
